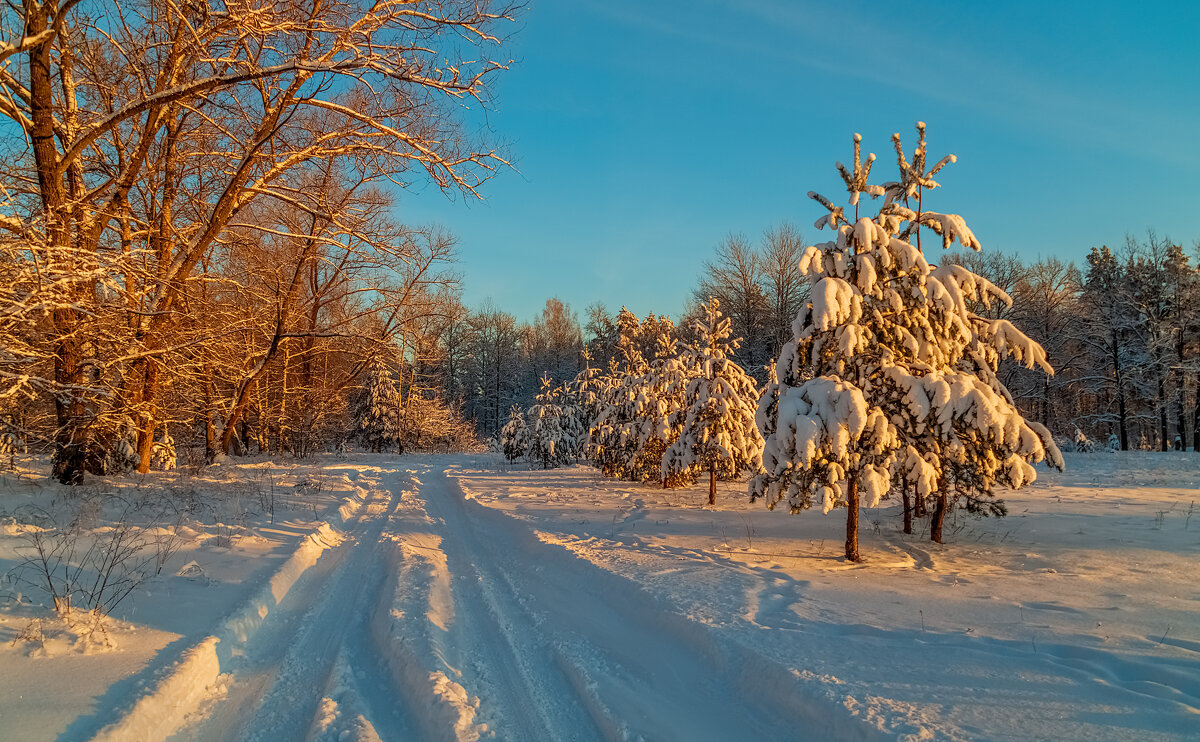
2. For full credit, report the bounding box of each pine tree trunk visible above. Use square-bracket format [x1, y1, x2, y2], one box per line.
[845, 478, 860, 562]
[1176, 380, 1187, 450]
[901, 483, 913, 535]
[709, 467, 716, 507]
[277, 350, 291, 456]
[931, 491, 948, 544]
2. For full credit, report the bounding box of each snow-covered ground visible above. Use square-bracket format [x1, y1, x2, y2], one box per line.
[1, 452, 1197, 740]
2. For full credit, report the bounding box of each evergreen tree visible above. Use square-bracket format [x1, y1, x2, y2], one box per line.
[562, 349, 608, 458]
[354, 355, 401, 453]
[1079, 246, 1138, 449]
[101, 416, 141, 475]
[587, 309, 688, 483]
[150, 426, 177, 471]
[588, 308, 648, 477]
[662, 299, 764, 505]
[500, 404, 527, 463]
[626, 317, 687, 483]
[525, 373, 574, 469]
[752, 124, 1062, 561]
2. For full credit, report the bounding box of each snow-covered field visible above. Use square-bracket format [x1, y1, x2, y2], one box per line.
[1, 452, 1197, 741]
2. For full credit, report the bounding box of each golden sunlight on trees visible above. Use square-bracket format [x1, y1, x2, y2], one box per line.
[0, 0, 517, 481]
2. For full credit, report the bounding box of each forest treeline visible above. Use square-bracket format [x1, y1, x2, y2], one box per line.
[4, 190, 1198, 474]
[443, 227, 1200, 456]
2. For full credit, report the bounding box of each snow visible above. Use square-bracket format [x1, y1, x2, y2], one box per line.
[1, 451, 1197, 740]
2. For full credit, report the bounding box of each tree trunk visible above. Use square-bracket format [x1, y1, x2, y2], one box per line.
[1176, 329, 1188, 450]
[135, 358, 160, 473]
[709, 467, 716, 507]
[1041, 378, 1051, 428]
[901, 483, 913, 535]
[29, 9, 93, 484]
[1159, 373, 1169, 451]
[1113, 329, 1129, 450]
[51, 340, 91, 485]
[845, 478, 860, 562]
[1193, 372, 1200, 452]
[931, 491, 948, 544]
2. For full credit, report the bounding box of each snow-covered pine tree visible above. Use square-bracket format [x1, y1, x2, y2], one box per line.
[150, 426, 177, 471]
[0, 430, 13, 468]
[752, 124, 1062, 561]
[101, 416, 141, 475]
[1073, 427, 1096, 453]
[587, 309, 688, 484]
[353, 354, 401, 453]
[662, 299, 764, 505]
[525, 373, 574, 469]
[588, 308, 648, 477]
[563, 348, 608, 458]
[626, 316, 687, 484]
[500, 404, 527, 463]
[557, 390, 588, 461]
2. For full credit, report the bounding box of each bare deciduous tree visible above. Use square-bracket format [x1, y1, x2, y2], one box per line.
[0, 0, 518, 481]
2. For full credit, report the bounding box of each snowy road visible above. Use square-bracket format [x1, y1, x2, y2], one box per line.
[153, 461, 865, 742]
[6, 453, 1193, 740]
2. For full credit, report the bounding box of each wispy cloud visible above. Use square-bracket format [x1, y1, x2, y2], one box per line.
[572, 0, 1198, 166]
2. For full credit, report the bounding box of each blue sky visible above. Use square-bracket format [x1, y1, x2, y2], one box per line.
[398, 0, 1200, 323]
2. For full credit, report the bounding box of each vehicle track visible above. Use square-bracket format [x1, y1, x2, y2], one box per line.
[164, 460, 870, 741]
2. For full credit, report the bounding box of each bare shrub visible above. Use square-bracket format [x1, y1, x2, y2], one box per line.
[9, 496, 153, 620]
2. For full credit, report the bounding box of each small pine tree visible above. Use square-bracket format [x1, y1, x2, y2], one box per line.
[525, 373, 574, 469]
[0, 430, 14, 469]
[752, 124, 1062, 562]
[1106, 433, 1121, 452]
[353, 355, 401, 453]
[562, 349, 608, 458]
[1073, 427, 1095, 453]
[588, 307, 649, 478]
[500, 405, 527, 463]
[662, 299, 764, 505]
[627, 317, 687, 483]
[102, 416, 141, 475]
[588, 310, 688, 483]
[150, 426, 177, 471]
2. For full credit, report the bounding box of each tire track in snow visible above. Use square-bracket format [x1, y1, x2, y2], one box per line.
[168, 469, 419, 742]
[154, 459, 883, 741]
[424, 466, 886, 742]
[405, 468, 607, 741]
